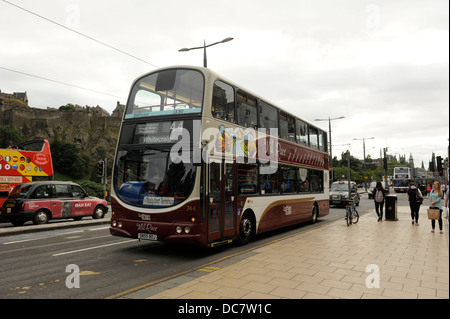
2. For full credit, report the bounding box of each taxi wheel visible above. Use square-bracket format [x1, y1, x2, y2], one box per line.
[92, 206, 105, 219]
[33, 210, 50, 225]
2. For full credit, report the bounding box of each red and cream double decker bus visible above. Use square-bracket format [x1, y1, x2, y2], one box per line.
[110, 66, 329, 247]
[0, 139, 53, 207]
[392, 167, 412, 193]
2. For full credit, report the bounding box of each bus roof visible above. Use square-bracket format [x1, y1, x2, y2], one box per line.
[131, 65, 327, 133]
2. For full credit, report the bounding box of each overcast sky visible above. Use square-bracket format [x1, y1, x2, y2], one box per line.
[0, 0, 448, 168]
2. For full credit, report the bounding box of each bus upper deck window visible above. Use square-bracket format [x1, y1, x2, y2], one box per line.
[212, 81, 235, 123]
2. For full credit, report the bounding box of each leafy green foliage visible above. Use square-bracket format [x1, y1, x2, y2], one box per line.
[51, 141, 91, 179]
[332, 150, 404, 183]
[59, 103, 76, 111]
[78, 180, 105, 198]
[0, 125, 24, 148]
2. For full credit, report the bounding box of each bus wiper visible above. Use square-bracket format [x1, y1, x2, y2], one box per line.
[119, 145, 132, 151]
[145, 145, 170, 151]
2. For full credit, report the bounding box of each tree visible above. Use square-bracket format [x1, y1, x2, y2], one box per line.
[0, 125, 23, 148]
[339, 151, 361, 168]
[365, 155, 377, 171]
[59, 103, 76, 111]
[51, 141, 91, 179]
[71, 154, 91, 179]
[331, 151, 374, 184]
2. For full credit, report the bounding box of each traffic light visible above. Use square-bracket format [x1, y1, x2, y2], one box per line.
[97, 160, 104, 177]
[436, 156, 443, 176]
[383, 148, 388, 170]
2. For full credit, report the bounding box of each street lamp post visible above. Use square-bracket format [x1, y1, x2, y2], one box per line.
[315, 116, 345, 183]
[179, 37, 234, 68]
[353, 137, 375, 191]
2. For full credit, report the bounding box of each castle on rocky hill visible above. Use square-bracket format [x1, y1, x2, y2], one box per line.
[0, 89, 124, 163]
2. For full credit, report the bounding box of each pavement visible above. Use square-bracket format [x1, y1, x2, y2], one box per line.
[123, 205, 449, 300]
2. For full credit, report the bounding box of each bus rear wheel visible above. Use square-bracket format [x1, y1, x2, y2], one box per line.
[311, 205, 318, 224]
[237, 213, 255, 245]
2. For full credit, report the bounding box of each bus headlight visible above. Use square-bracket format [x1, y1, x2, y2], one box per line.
[118, 221, 123, 228]
[112, 220, 117, 227]
[184, 226, 191, 234]
[176, 226, 183, 234]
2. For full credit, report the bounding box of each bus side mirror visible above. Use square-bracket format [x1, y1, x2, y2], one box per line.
[155, 69, 177, 91]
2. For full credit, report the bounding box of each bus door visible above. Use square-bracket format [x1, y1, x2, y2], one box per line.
[207, 161, 236, 244]
[223, 162, 236, 238]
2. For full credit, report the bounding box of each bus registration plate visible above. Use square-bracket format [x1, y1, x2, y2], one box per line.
[138, 233, 157, 241]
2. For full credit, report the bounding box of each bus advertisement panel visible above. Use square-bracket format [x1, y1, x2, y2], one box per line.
[0, 139, 53, 206]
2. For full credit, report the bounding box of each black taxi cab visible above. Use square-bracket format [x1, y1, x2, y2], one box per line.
[0, 181, 108, 226]
[329, 180, 360, 207]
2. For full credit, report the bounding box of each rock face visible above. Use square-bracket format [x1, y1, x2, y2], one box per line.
[0, 96, 124, 164]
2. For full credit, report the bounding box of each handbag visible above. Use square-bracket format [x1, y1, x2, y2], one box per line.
[427, 208, 441, 220]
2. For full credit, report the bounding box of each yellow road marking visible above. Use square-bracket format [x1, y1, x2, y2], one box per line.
[105, 220, 335, 299]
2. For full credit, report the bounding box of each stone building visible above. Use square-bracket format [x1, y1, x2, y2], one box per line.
[0, 90, 28, 106]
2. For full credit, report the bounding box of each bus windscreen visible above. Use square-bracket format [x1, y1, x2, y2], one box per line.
[125, 69, 204, 119]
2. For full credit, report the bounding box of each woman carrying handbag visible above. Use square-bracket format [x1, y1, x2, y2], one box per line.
[429, 181, 443, 234]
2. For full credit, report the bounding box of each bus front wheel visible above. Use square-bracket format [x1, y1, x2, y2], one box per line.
[237, 213, 255, 245]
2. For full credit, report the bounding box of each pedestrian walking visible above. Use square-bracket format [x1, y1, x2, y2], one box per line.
[407, 182, 423, 226]
[372, 181, 386, 222]
[429, 181, 443, 234]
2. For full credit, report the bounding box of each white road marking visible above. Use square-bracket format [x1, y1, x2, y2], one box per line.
[88, 226, 110, 231]
[52, 239, 136, 256]
[2, 230, 84, 245]
[2, 226, 110, 245]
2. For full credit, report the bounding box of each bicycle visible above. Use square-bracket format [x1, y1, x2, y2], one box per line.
[345, 200, 359, 226]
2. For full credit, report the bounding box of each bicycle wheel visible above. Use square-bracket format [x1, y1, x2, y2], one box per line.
[346, 208, 351, 226]
[352, 208, 359, 224]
